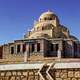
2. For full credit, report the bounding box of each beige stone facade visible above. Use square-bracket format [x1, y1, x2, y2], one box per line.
[0, 10, 80, 63]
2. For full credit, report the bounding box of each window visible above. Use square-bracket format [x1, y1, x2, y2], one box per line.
[32, 44, 35, 52]
[51, 44, 54, 51]
[74, 42, 77, 53]
[37, 43, 40, 52]
[50, 44, 58, 51]
[0, 46, 3, 59]
[44, 18, 47, 20]
[23, 44, 26, 53]
[42, 27, 44, 30]
[11, 47, 14, 54]
[55, 44, 58, 51]
[79, 45, 80, 53]
[17, 44, 21, 53]
[50, 18, 52, 20]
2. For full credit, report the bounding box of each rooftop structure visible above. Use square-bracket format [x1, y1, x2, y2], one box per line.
[0, 10, 80, 63]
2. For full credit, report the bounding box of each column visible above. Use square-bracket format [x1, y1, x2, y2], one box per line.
[40, 40, 45, 56]
[35, 43, 37, 53]
[15, 44, 17, 54]
[20, 44, 23, 54]
[57, 48, 61, 59]
[24, 44, 29, 62]
[29, 44, 32, 54]
[57, 41, 62, 59]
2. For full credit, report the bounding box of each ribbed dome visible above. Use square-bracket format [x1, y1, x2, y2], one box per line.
[39, 10, 57, 21]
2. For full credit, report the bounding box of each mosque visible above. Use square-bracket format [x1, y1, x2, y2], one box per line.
[0, 10, 80, 63]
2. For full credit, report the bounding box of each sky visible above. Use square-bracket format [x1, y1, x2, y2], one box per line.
[0, 0, 80, 45]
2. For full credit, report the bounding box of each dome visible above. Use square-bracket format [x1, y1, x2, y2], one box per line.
[34, 21, 54, 29]
[39, 10, 57, 21]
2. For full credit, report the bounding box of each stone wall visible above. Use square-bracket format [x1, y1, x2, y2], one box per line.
[55, 69, 80, 80]
[0, 68, 80, 80]
[0, 69, 40, 80]
[0, 61, 80, 80]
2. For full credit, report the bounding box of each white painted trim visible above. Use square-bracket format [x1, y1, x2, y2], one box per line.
[0, 62, 80, 71]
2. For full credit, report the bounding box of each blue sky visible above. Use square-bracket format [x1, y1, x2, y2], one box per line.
[0, 0, 80, 45]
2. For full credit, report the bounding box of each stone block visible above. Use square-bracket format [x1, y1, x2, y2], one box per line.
[68, 71, 74, 77]
[72, 78, 77, 80]
[56, 70, 61, 73]
[55, 72, 60, 77]
[74, 71, 80, 78]
[6, 72, 12, 76]
[12, 71, 16, 75]
[60, 72, 67, 78]
[17, 72, 22, 75]
[63, 78, 71, 80]
[56, 78, 62, 80]
[10, 76, 15, 80]
[1, 72, 5, 76]
[23, 72, 27, 76]
[62, 70, 67, 72]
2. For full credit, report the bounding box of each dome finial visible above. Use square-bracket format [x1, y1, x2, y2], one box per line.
[48, 9, 52, 12]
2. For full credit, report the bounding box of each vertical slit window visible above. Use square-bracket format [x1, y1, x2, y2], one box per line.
[0, 46, 3, 58]
[17, 45, 20, 53]
[23, 44, 26, 53]
[32, 44, 35, 52]
[55, 44, 58, 51]
[51, 44, 53, 51]
[11, 47, 14, 54]
[74, 42, 77, 53]
[37, 43, 40, 52]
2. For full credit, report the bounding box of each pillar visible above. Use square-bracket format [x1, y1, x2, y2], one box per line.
[57, 41, 63, 59]
[40, 40, 45, 56]
[20, 44, 23, 54]
[24, 44, 29, 62]
[57, 48, 61, 59]
[35, 43, 37, 53]
[15, 44, 17, 54]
